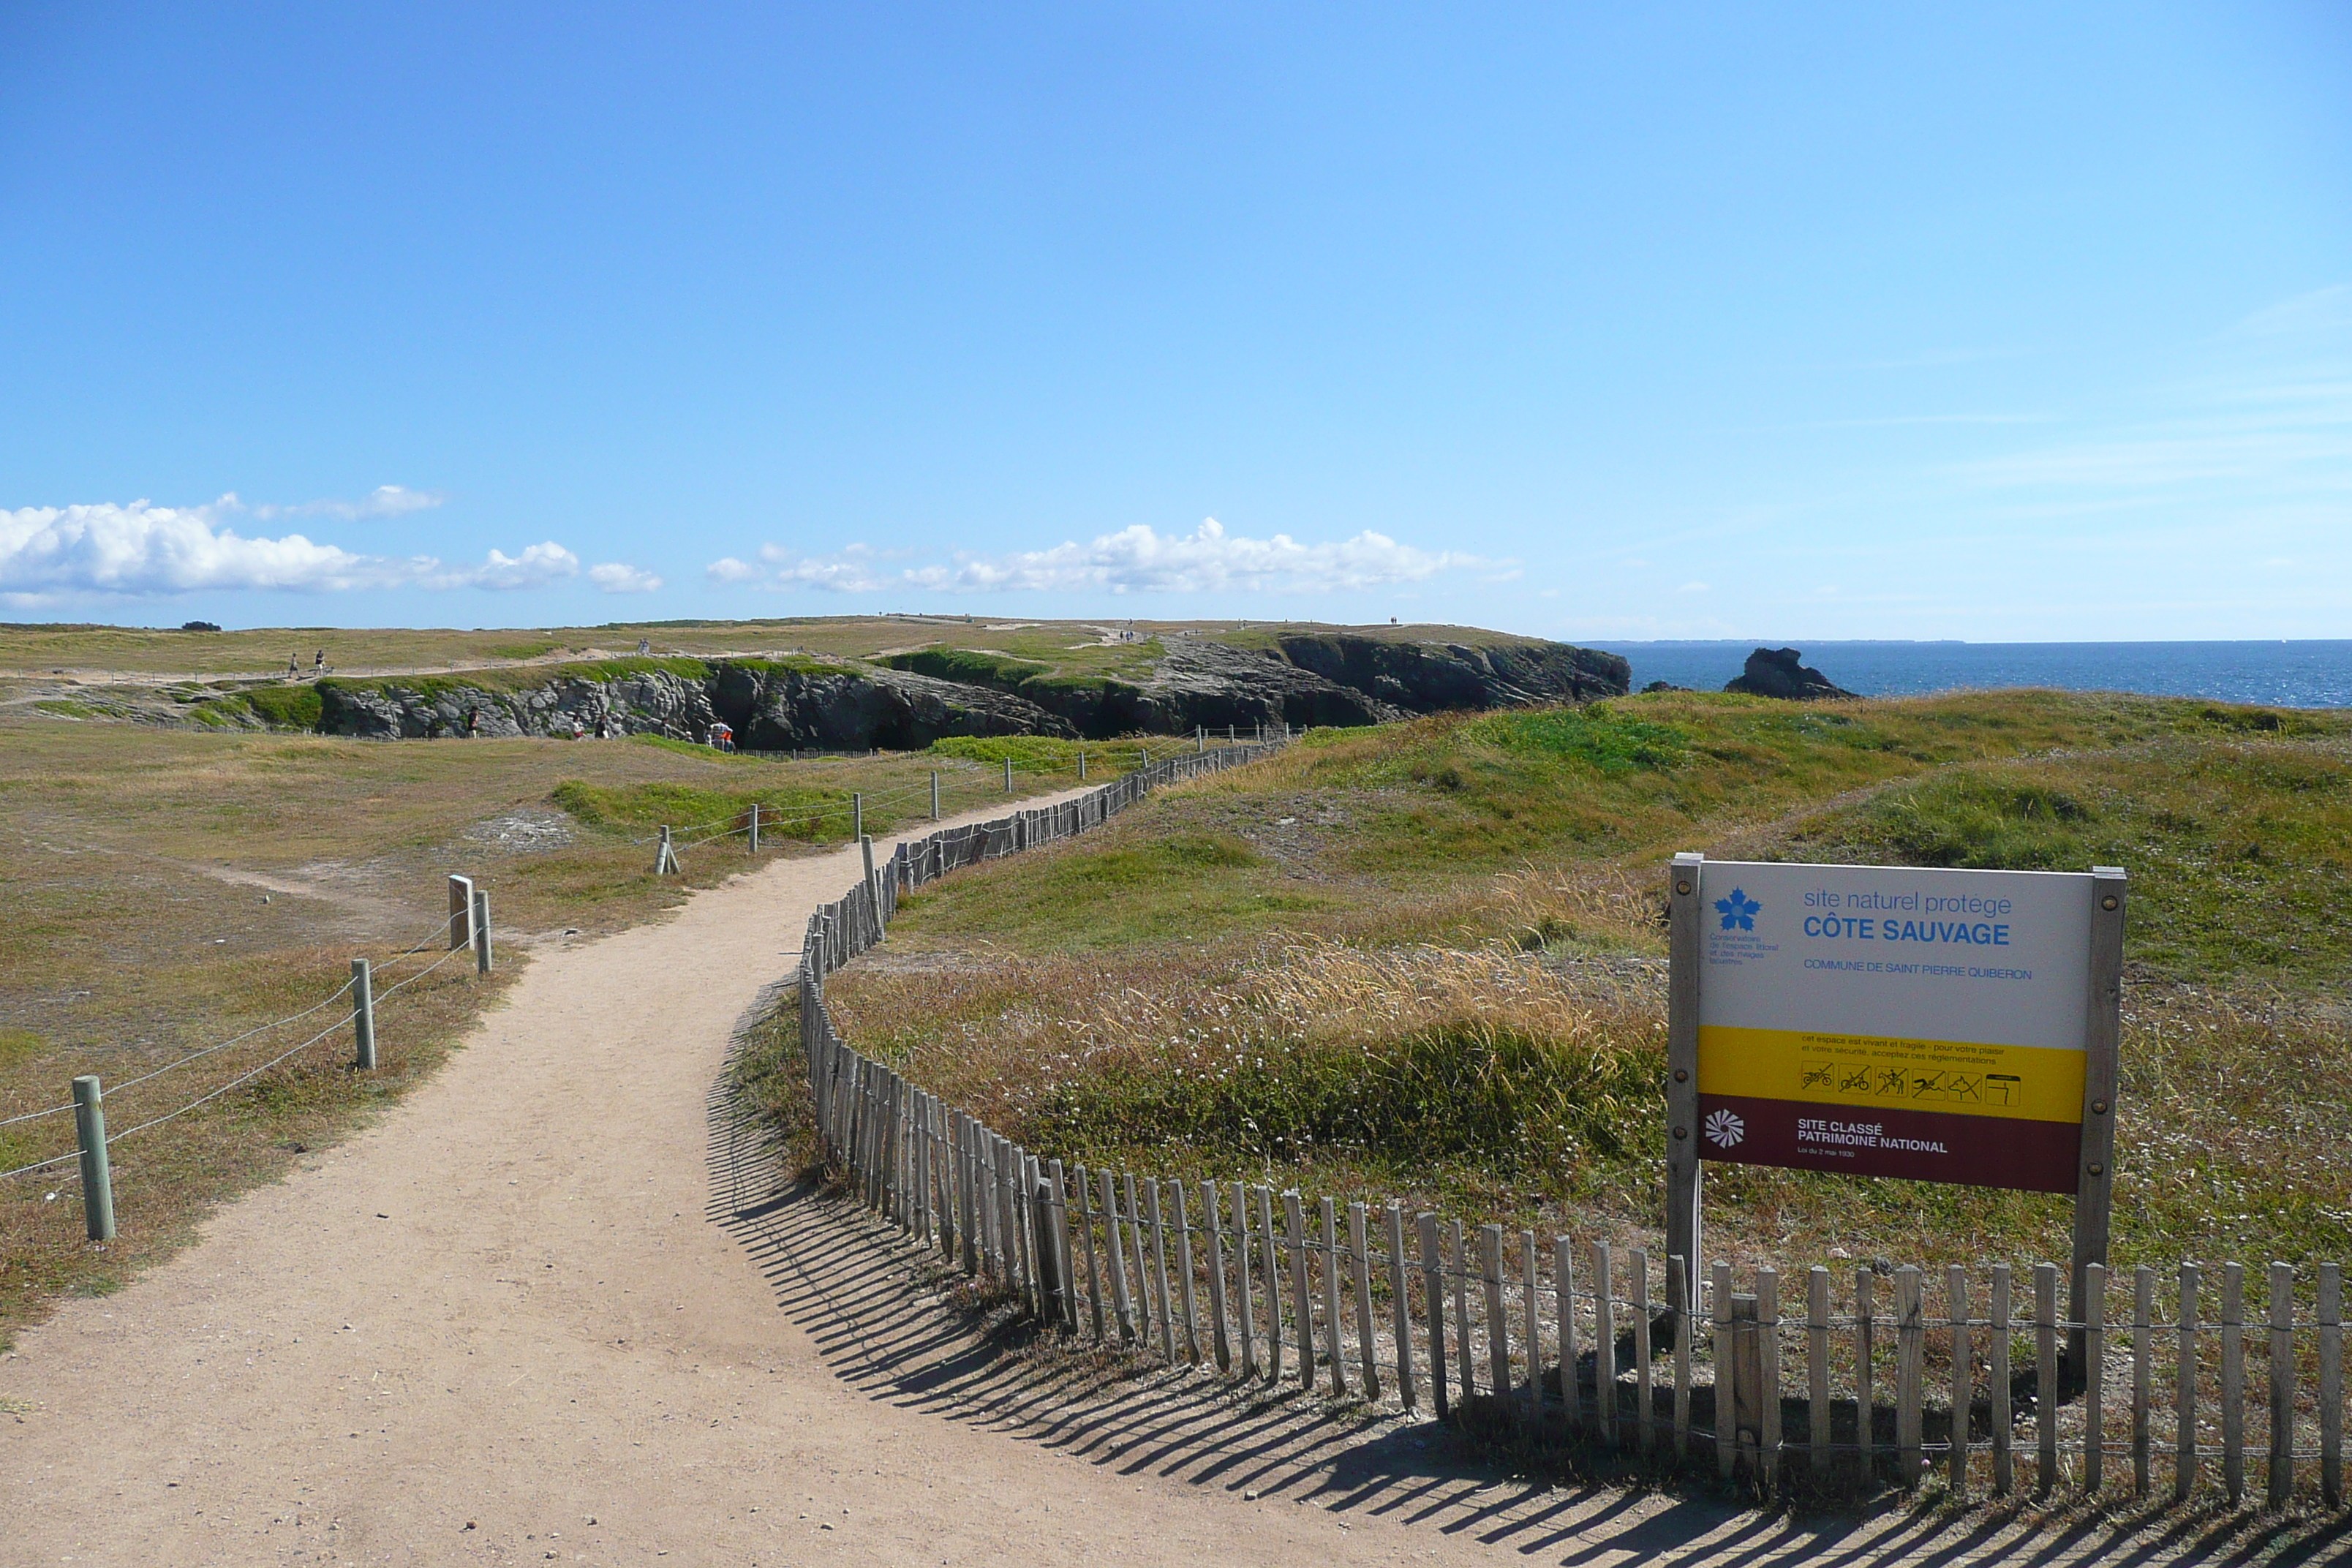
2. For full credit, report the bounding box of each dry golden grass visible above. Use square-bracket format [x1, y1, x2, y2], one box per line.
[0, 698, 1079, 1341]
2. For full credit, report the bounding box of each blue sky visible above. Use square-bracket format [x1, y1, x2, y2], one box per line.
[3, 3, 2349, 640]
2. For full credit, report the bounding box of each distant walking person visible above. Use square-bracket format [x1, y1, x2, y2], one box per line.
[313, 649, 325, 671]
[708, 720, 734, 753]
[465, 706, 480, 738]
[287, 652, 299, 677]
[638, 637, 650, 655]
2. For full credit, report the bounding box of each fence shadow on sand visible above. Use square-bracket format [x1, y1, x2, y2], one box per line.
[703, 1058, 2350, 1568]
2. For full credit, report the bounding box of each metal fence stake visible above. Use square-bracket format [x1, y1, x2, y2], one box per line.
[472, 889, 493, 975]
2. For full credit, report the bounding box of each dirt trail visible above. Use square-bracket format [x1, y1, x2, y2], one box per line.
[0, 799, 2288, 1567]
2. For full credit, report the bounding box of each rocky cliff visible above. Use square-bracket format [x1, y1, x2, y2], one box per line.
[309, 630, 1629, 747]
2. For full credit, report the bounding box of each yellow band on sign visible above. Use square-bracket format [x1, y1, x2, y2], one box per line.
[1697, 1026, 2085, 1125]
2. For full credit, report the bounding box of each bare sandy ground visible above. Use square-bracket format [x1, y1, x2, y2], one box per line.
[1, 798, 2329, 1567]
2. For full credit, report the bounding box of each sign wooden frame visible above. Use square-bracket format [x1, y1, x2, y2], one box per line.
[1663, 852, 2125, 1342]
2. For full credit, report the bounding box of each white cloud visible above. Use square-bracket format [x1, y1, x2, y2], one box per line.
[0, 494, 578, 600]
[710, 518, 1504, 596]
[246, 484, 448, 522]
[589, 562, 663, 593]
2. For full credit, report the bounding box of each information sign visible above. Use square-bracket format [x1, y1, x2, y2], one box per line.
[1692, 859, 2092, 1192]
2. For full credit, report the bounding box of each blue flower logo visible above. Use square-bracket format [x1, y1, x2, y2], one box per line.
[1714, 888, 1761, 931]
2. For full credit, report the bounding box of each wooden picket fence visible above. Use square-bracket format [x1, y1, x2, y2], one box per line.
[794, 744, 2347, 1512]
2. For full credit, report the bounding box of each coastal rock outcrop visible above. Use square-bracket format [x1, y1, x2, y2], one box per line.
[1725, 647, 1858, 701]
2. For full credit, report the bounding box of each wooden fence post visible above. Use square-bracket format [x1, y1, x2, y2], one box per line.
[1420, 1212, 1447, 1421]
[71, 1075, 114, 1243]
[1670, 1254, 1692, 1457]
[1808, 1267, 1831, 1480]
[2084, 1262, 2107, 1496]
[2134, 1264, 2154, 1499]
[1174, 1181, 1202, 1364]
[2270, 1262, 2296, 1509]
[1481, 1224, 1509, 1403]
[2223, 1262, 2245, 1504]
[1234, 1183, 1256, 1378]
[748, 802, 760, 854]
[1523, 1230, 1543, 1426]
[2177, 1262, 2201, 1503]
[1758, 1267, 1782, 1491]
[350, 957, 375, 1070]
[1388, 1203, 1415, 1409]
[472, 889, 492, 976]
[1991, 1262, 2013, 1496]
[1950, 1265, 1971, 1498]
[1449, 1220, 1473, 1405]
[1350, 1203, 1382, 1398]
[1713, 1260, 1735, 1481]
[448, 873, 474, 946]
[1593, 1242, 1617, 1448]
[1631, 1247, 1654, 1450]
[1286, 1191, 1314, 1390]
[1204, 1182, 1231, 1371]
[2037, 1261, 2061, 1496]
[1258, 1187, 1284, 1386]
[2320, 1262, 2342, 1509]
[1325, 1199, 1350, 1396]
[930, 772, 941, 820]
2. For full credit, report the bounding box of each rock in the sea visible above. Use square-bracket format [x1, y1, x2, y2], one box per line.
[1724, 647, 1857, 701]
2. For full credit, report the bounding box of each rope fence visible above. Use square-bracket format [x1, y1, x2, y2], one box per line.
[796, 737, 2350, 1514]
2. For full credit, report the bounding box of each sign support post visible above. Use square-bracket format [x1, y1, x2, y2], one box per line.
[2068, 865, 2127, 1387]
[1665, 851, 1705, 1323]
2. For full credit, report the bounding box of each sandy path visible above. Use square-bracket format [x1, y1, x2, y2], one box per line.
[0, 799, 2276, 1567]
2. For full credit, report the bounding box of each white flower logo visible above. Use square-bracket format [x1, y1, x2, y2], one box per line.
[1704, 1108, 1746, 1147]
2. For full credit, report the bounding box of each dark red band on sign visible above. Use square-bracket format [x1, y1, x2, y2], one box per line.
[1695, 1094, 2078, 1194]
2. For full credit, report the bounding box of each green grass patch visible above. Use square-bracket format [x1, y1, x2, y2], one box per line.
[33, 699, 96, 718]
[240, 685, 325, 729]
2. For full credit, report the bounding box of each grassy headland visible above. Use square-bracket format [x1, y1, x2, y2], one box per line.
[822, 690, 2352, 1275]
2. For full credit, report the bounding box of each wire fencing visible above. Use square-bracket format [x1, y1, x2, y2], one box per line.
[1, 899, 490, 1198]
[796, 742, 2349, 1514]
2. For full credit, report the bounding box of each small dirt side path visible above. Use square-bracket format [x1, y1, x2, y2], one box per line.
[0, 794, 2301, 1567]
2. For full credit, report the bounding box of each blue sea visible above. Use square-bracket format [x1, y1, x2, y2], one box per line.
[1587, 641, 2352, 710]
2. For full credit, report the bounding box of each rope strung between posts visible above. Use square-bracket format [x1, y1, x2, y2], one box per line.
[370, 937, 475, 1003]
[101, 1009, 357, 1148]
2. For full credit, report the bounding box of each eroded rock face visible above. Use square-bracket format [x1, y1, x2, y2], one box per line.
[309, 629, 1634, 745]
[1271, 633, 1629, 711]
[1724, 647, 1858, 701]
[317, 662, 1069, 748]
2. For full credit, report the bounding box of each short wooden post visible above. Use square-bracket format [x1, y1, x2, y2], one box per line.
[1523, 1231, 1543, 1426]
[1420, 1212, 1447, 1420]
[2223, 1262, 2245, 1504]
[852, 792, 864, 840]
[1897, 1265, 1923, 1487]
[472, 889, 492, 975]
[1758, 1268, 1782, 1490]
[1557, 1237, 1581, 1436]
[448, 873, 474, 946]
[1714, 1260, 1736, 1480]
[1003, 756, 1014, 792]
[2035, 1262, 2060, 1495]
[1593, 1242, 1617, 1447]
[1351, 1202, 1381, 1398]
[1147, 1179, 1175, 1360]
[1481, 1224, 1509, 1403]
[1448, 1220, 1472, 1404]
[1731, 1292, 1761, 1477]
[930, 772, 941, 820]
[1257, 1186, 1283, 1385]
[1387, 1203, 1415, 1409]
[1077, 751, 1087, 782]
[1127, 1173, 1157, 1351]
[1101, 1169, 1132, 1339]
[1991, 1263, 2013, 1496]
[71, 1075, 114, 1243]
[2269, 1262, 2296, 1508]
[1077, 1165, 1104, 1341]
[1173, 1180, 1201, 1364]
[2177, 1262, 2201, 1501]
[1670, 1255, 1692, 1456]
[748, 802, 761, 853]
[1950, 1265, 1971, 1497]
[1324, 1199, 1349, 1396]
[1808, 1267, 1831, 1479]
[655, 826, 677, 875]
[1632, 1247, 1655, 1450]
[1203, 1182, 1232, 1371]
[1234, 1183, 1256, 1377]
[2134, 1264, 2155, 1499]
[2320, 1262, 2342, 1509]
[1858, 1267, 1877, 1482]
[350, 957, 376, 1070]
[1285, 1191, 1313, 1390]
[2084, 1262, 2108, 1495]
[1031, 1165, 1064, 1330]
